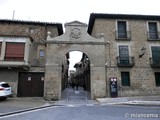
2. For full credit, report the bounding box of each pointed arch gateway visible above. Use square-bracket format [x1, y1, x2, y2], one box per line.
[44, 21, 107, 100]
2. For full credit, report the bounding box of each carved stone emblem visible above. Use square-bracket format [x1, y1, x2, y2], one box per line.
[70, 28, 81, 39]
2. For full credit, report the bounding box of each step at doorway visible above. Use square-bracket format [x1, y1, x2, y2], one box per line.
[61, 87, 91, 101]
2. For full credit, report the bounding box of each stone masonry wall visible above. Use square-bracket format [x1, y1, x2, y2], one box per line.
[0, 21, 61, 96]
[44, 21, 107, 100]
[91, 19, 160, 97]
[0, 22, 59, 68]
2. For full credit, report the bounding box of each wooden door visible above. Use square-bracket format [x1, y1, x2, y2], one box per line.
[18, 72, 44, 97]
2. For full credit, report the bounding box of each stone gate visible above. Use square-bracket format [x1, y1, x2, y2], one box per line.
[44, 21, 107, 100]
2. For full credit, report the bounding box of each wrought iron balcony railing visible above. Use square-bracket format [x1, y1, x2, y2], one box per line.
[117, 56, 135, 67]
[150, 57, 160, 68]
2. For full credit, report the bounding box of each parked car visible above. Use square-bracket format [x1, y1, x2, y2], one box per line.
[0, 82, 11, 100]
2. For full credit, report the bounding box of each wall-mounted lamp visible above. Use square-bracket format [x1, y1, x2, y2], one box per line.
[139, 47, 146, 58]
[107, 41, 110, 45]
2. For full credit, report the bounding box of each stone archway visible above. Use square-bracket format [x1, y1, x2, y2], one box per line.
[44, 21, 107, 100]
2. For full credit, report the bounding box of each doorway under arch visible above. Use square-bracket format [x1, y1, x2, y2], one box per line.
[61, 51, 91, 100]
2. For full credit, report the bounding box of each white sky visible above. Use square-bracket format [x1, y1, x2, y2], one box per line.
[69, 51, 83, 71]
[1, 0, 160, 24]
[0, 0, 160, 70]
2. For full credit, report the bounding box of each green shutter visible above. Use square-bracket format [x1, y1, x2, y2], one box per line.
[155, 72, 160, 86]
[121, 72, 130, 86]
[152, 46, 160, 64]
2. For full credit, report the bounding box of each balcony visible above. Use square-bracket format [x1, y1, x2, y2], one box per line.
[147, 31, 160, 41]
[117, 56, 135, 67]
[115, 31, 131, 40]
[150, 57, 160, 68]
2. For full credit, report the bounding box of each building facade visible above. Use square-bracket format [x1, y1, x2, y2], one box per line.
[0, 13, 160, 100]
[0, 19, 63, 97]
[45, 21, 106, 100]
[88, 13, 160, 97]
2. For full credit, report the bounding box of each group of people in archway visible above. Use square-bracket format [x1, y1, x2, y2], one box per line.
[71, 78, 79, 90]
[67, 77, 86, 91]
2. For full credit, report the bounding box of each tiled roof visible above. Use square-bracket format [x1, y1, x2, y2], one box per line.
[0, 34, 33, 41]
[0, 19, 63, 35]
[0, 19, 60, 25]
[0, 34, 30, 38]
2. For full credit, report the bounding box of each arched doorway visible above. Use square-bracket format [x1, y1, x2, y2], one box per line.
[44, 21, 107, 101]
[61, 51, 91, 100]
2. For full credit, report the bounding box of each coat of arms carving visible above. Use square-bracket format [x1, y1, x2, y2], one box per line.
[70, 28, 81, 39]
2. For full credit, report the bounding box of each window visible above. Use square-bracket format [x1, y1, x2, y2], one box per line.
[155, 72, 160, 86]
[148, 22, 158, 39]
[151, 46, 160, 65]
[121, 72, 130, 86]
[5, 43, 25, 61]
[0, 42, 1, 56]
[119, 45, 129, 65]
[117, 21, 127, 38]
[39, 50, 45, 57]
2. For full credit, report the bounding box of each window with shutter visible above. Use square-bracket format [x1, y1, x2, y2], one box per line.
[151, 46, 160, 65]
[148, 22, 158, 39]
[119, 45, 129, 65]
[121, 72, 130, 86]
[117, 21, 127, 38]
[5, 43, 25, 61]
[0, 42, 1, 56]
[155, 72, 160, 86]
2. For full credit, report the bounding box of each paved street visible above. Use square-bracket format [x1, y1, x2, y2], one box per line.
[0, 88, 160, 120]
[0, 104, 160, 120]
[0, 97, 49, 114]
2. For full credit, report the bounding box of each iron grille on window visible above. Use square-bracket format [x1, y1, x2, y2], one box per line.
[116, 21, 131, 40]
[147, 31, 160, 40]
[115, 30, 131, 40]
[148, 22, 160, 40]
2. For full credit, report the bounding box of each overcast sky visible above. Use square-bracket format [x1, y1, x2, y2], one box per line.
[0, 0, 160, 70]
[1, 0, 160, 24]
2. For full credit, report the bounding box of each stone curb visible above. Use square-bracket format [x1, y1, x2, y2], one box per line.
[99, 100, 160, 106]
[0, 102, 100, 117]
[0, 104, 62, 118]
[121, 100, 160, 106]
[1, 100, 160, 118]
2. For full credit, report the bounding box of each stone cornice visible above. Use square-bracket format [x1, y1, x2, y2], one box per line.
[46, 41, 107, 45]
